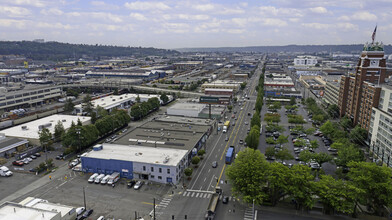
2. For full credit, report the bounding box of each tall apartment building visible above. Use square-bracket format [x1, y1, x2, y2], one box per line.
[369, 84, 392, 167]
[324, 81, 340, 106]
[338, 42, 389, 130]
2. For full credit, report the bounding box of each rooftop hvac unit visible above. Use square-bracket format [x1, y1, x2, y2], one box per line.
[112, 99, 116, 101]
[62, 119, 66, 122]
[21, 126, 28, 130]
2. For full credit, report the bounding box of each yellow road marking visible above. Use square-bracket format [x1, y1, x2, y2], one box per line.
[142, 202, 154, 206]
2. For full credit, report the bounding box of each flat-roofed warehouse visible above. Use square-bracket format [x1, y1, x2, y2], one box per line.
[81, 144, 188, 184]
[1, 115, 91, 145]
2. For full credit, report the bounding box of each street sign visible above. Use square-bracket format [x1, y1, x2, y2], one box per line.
[200, 96, 219, 104]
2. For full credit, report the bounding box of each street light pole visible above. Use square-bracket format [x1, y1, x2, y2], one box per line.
[252, 199, 255, 220]
[83, 186, 86, 209]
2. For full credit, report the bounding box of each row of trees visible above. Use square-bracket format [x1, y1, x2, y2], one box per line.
[245, 66, 265, 149]
[304, 98, 328, 124]
[226, 148, 392, 216]
[130, 97, 160, 120]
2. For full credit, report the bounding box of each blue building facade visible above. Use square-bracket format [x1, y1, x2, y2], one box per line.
[81, 157, 134, 179]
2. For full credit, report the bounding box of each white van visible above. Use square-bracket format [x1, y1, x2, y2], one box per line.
[107, 172, 120, 185]
[94, 174, 105, 184]
[88, 173, 99, 183]
[101, 175, 111, 185]
[97, 216, 105, 220]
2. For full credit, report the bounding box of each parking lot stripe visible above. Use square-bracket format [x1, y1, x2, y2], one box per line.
[204, 194, 208, 198]
[207, 194, 211, 198]
[196, 193, 200, 197]
[183, 192, 188, 197]
[191, 192, 195, 197]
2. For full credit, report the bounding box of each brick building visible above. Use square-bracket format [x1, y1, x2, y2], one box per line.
[338, 42, 390, 130]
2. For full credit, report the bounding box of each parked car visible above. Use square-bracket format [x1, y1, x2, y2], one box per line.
[225, 136, 229, 141]
[134, 181, 144, 190]
[212, 161, 218, 168]
[222, 196, 229, 204]
[56, 154, 65, 160]
[12, 161, 24, 166]
[22, 158, 30, 164]
[239, 140, 243, 145]
[30, 155, 37, 159]
[76, 207, 85, 216]
[127, 180, 136, 188]
[82, 209, 93, 218]
[34, 152, 41, 157]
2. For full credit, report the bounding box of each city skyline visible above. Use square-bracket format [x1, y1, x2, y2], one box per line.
[0, 0, 391, 49]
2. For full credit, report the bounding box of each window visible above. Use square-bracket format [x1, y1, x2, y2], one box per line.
[151, 175, 155, 179]
[158, 176, 162, 180]
[159, 168, 162, 173]
[151, 167, 154, 172]
[167, 169, 170, 174]
[143, 166, 146, 171]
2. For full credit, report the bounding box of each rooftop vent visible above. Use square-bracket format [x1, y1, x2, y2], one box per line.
[62, 119, 66, 122]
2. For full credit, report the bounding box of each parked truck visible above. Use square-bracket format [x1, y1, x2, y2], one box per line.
[205, 187, 222, 220]
[222, 121, 230, 133]
[0, 166, 13, 177]
[107, 172, 120, 185]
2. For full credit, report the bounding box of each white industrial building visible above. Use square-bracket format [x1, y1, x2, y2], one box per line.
[0, 197, 76, 220]
[81, 144, 188, 184]
[74, 93, 170, 114]
[1, 115, 91, 145]
[294, 56, 318, 66]
[166, 103, 206, 118]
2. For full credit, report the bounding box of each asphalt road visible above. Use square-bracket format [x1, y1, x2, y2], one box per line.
[157, 62, 264, 220]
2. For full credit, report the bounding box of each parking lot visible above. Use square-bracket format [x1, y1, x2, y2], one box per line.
[259, 101, 337, 175]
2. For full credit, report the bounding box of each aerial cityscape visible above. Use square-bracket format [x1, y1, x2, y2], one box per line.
[1, 0, 392, 220]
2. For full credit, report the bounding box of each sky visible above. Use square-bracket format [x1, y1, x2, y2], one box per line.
[0, 0, 391, 49]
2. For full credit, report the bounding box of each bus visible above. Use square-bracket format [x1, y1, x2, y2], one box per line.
[225, 146, 235, 164]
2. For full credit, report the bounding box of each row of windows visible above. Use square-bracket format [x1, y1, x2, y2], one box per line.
[143, 166, 171, 174]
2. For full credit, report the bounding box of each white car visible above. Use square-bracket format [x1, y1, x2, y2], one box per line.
[134, 181, 144, 190]
[76, 207, 85, 216]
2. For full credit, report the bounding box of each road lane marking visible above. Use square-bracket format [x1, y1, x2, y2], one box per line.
[203, 177, 206, 182]
[208, 169, 210, 173]
[142, 202, 154, 206]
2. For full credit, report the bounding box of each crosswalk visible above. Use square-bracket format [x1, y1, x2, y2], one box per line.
[244, 207, 254, 220]
[182, 191, 236, 202]
[149, 197, 172, 218]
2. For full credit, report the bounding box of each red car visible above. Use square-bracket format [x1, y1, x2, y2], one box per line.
[12, 161, 24, 166]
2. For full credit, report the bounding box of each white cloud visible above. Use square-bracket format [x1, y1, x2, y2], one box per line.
[3, 0, 47, 7]
[231, 18, 248, 27]
[40, 8, 64, 16]
[193, 4, 215, 11]
[336, 22, 358, 31]
[36, 22, 75, 30]
[224, 29, 245, 34]
[262, 18, 287, 27]
[259, 6, 303, 17]
[177, 14, 210, 20]
[218, 7, 244, 15]
[90, 1, 120, 10]
[0, 18, 27, 29]
[351, 11, 377, 21]
[0, 6, 31, 17]
[130, 13, 147, 21]
[309, 7, 327, 14]
[301, 22, 330, 30]
[125, 1, 170, 11]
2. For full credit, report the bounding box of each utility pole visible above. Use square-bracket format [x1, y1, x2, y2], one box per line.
[83, 187, 86, 209]
[76, 128, 81, 153]
[153, 198, 156, 220]
[252, 199, 255, 220]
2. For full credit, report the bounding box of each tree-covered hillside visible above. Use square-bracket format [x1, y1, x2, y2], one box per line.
[0, 41, 180, 61]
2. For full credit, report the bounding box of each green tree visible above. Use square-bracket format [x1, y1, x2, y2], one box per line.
[265, 147, 276, 159]
[266, 137, 277, 145]
[82, 94, 93, 115]
[191, 156, 200, 166]
[275, 147, 294, 162]
[245, 126, 260, 149]
[130, 103, 142, 120]
[227, 105, 233, 112]
[184, 167, 193, 177]
[348, 161, 392, 216]
[299, 150, 313, 163]
[327, 104, 339, 119]
[309, 140, 319, 150]
[54, 121, 65, 142]
[277, 135, 288, 147]
[305, 128, 316, 135]
[250, 112, 261, 128]
[197, 149, 205, 157]
[290, 97, 296, 105]
[313, 152, 333, 167]
[313, 175, 361, 215]
[64, 98, 75, 112]
[226, 148, 269, 204]
[294, 138, 307, 147]
[240, 82, 247, 90]
[320, 120, 334, 138]
[96, 105, 108, 118]
[160, 94, 169, 104]
[135, 95, 141, 103]
[340, 116, 352, 131]
[336, 145, 364, 167]
[349, 125, 368, 145]
[287, 164, 315, 210]
[39, 127, 52, 162]
[266, 162, 291, 206]
[313, 114, 325, 124]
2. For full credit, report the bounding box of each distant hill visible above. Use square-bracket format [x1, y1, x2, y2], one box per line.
[177, 44, 392, 54]
[0, 41, 180, 61]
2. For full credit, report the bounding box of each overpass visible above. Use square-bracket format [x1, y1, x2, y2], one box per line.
[62, 81, 203, 98]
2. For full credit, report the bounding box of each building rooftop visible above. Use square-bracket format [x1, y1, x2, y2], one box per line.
[167, 103, 205, 111]
[19, 197, 75, 218]
[83, 144, 188, 166]
[0, 202, 59, 220]
[0, 136, 28, 154]
[1, 115, 91, 140]
[155, 115, 215, 126]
